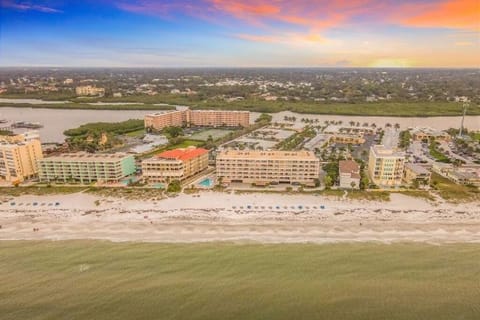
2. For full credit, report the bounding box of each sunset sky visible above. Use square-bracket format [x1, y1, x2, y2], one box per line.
[1, 0, 479, 67]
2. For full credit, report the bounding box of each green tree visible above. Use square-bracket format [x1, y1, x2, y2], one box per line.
[255, 113, 272, 124]
[167, 180, 182, 193]
[163, 126, 184, 138]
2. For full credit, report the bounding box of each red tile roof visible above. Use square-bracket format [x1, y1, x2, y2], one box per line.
[339, 160, 360, 174]
[158, 148, 208, 162]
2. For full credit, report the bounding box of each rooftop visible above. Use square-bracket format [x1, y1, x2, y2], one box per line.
[405, 163, 430, 175]
[157, 147, 208, 162]
[324, 125, 375, 134]
[145, 110, 183, 117]
[370, 145, 405, 158]
[339, 160, 360, 174]
[411, 127, 450, 136]
[146, 108, 250, 117]
[218, 150, 318, 160]
[192, 109, 249, 114]
[41, 152, 132, 162]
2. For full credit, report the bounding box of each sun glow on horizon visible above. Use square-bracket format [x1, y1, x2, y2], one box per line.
[368, 59, 413, 68]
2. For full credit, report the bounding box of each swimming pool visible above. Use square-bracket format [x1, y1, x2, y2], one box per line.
[199, 178, 214, 188]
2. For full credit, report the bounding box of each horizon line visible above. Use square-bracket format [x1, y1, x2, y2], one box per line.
[1, 66, 479, 70]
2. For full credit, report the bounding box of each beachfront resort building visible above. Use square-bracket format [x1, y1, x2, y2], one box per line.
[37, 153, 136, 184]
[403, 163, 431, 186]
[141, 147, 209, 183]
[144, 108, 250, 131]
[339, 160, 361, 189]
[432, 163, 480, 187]
[216, 150, 320, 186]
[0, 131, 43, 183]
[75, 85, 105, 97]
[368, 145, 406, 187]
[411, 127, 451, 142]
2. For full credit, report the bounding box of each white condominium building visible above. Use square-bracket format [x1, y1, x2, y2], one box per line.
[368, 145, 405, 187]
[38, 153, 136, 184]
[75, 85, 105, 96]
[216, 150, 320, 186]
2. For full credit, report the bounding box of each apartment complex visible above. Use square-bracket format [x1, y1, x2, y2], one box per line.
[144, 110, 185, 129]
[75, 85, 106, 97]
[188, 110, 249, 127]
[339, 160, 361, 189]
[403, 163, 431, 185]
[144, 108, 250, 131]
[368, 145, 405, 187]
[216, 150, 320, 186]
[0, 132, 43, 183]
[142, 147, 208, 183]
[38, 153, 135, 183]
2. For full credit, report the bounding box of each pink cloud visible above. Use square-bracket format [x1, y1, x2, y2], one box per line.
[1, 0, 62, 13]
[115, 0, 480, 45]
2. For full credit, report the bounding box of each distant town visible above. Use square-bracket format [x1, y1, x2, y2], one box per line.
[0, 68, 479, 117]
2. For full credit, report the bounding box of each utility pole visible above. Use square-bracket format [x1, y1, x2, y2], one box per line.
[459, 100, 469, 138]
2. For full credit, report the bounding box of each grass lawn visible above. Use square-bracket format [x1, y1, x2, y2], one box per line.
[395, 190, 436, 202]
[124, 129, 146, 137]
[346, 190, 390, 201]
[431, 173, 479, 202]
[85, 187, 165, 200]
[138, 139, 205, 159]
[0, 241, 479, 320]
[0, 186, 88, 197]
[429, 142, 451, 163]
[168, 139, 204, 149]
[188, 128, 235, 141]
[470, 132, 480, 142]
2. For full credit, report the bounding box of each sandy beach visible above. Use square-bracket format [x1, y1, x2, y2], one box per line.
[0, 191, 479, 244]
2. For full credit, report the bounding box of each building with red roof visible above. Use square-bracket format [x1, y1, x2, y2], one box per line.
[142, 147, 209, 183]
[339, 160, 361, 189]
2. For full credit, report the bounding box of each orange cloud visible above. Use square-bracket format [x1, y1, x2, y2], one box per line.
[210, 1, 280, 16]
[116, 0, 480, 48]
[207, 0, 370, 31]
[236, 32, 329, 46]
[400, 0, 479, 30]
[116, 1, 479, 31]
